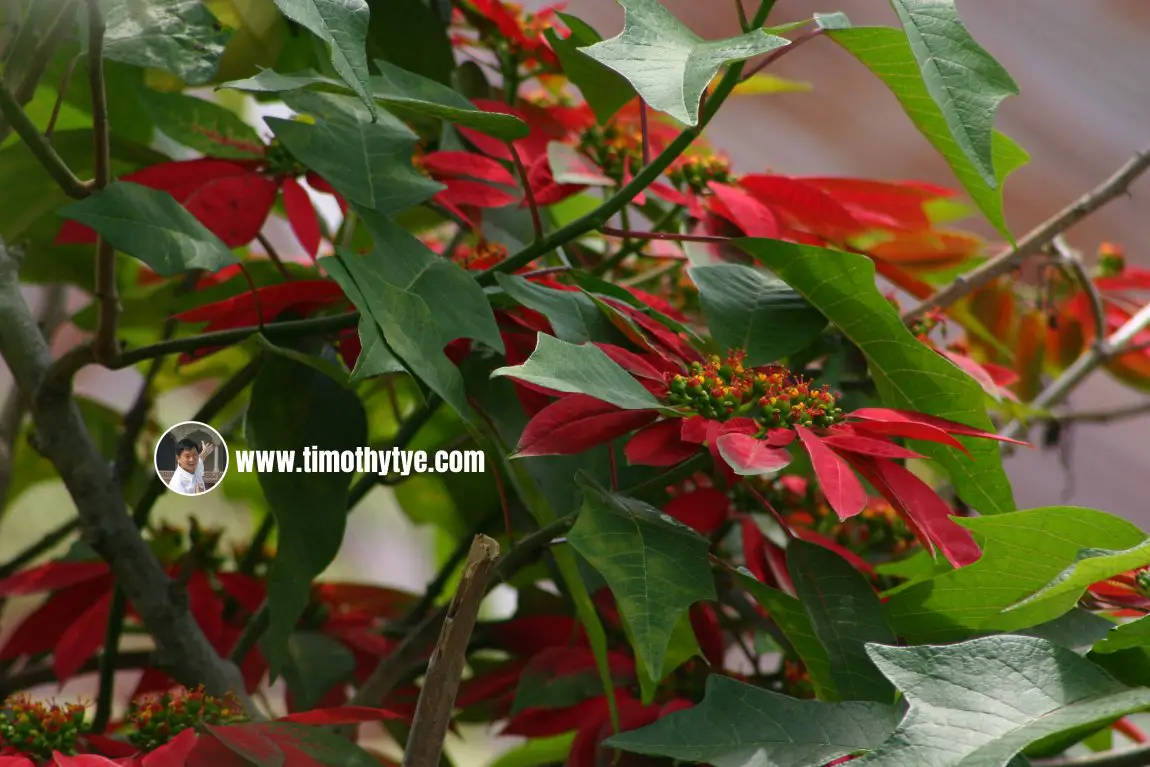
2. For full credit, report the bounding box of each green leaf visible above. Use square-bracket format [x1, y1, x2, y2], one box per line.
[102, 0, 230, 85]
[738, 238, 1015, 516]
[888, 0, 1019, 189]
[319, 209, 502, 416]
[1020, 609, 1117, 655]
[578, 0, 789, 126]
[279, 631, 356, 711]
[57, 181, 239, 277]
[567, 477, 716, 680]
[269, 0, 377, 119]
[491, 334, 663, 411]
[265, 723, 383, 767]
[495, 274, 627, 345]
[633, 609, 700, 704]
[219, 64, 529, 139]
[733, 568, 836, 700]
[269, 91, 441, 214]
[605, 674, 900, 767]
[136, 87, 263, 158]
[1094, 615, 1150, 655]
[886, 507, 1150, 643]
[487, 735, 576, 767]
[546, 13, 635, 124]
[856, 636, 1150, 766]
[827, 25, 1027, 239]
[789, 540, 898, 703]
[365, 0, 454, 84]
[245, 352, 368, 674]
[689, 263, 827, 366]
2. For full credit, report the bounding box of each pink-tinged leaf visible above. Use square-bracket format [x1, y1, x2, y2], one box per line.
[664, 487, 731, 534]
[52, 754, 120, 767]
[791, 527, 876, 576]
[515, 395, 657, 457]
[54, 590, 112, 682]
[203, 724, 284, 767]
[854, 456, 981, 568]
[845, 415, 969, 454]
[940, 349, 1019, 402]
[707, 181, 780, 238]
[420, 151, 518, 186]
[819, 430, 926, 460]
[795, 426, 867, 520]
[1, 578, 112, 658]
[524, 152, 583, 206]
[546, 142, 613, 186]
[82, 733, 142, 758]
[186, 727, 256, 767]
[716, 433, 792, 477]
[305, 171, 348, 214]
[143, 728, 199, 767]
[801, 177, 944, 231]
[848, 407, 1029, 447]
[457, 125, 515, 161]
[183, 171, 280, 248]
[276, 706, 403, 725]
[764, 428, 796, 447]
[600, 298, 703, 364]
[648, 181, 690, 207]
[435, 178, 520, 208]
[740, 518, 794, 594]
[0, 560, 108, 595]
[597, 343, 675, 382]
[281, 177, 322, 258]
[622, 164, 646, 205]
[625, 419, 700, 467]
[0, 756, 36, 767]
[738, 174, 861, 237]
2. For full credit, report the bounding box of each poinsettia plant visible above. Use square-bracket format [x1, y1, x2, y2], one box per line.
[3, 0, 1150, 766]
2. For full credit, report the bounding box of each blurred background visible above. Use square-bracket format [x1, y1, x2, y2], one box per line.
[1, 0, 1149, 761]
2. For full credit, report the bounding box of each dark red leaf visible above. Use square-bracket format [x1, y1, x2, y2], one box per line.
[215, 572, 267, 615]
[276, 707, 402, 725]
[186, 727, 256, 767]
[791, 527, 876, 576]
[305, 172, 348, 215]
[523, 152, 583, 206]
[596, 343, 673, 382]
[172, 280, 346, 332]
[435, 178, 520, 208]
[203, 724, 284, 767]
[843, 415, 969, 454]
[51, 754, 119, 767]
[689, 603, 725, 668]
[315, 582, 415, 616]
[740, 517, 794, 594]
[707, 181, 780, 238]
[54, 590, 112, 682]
[456, 658, 528, 708]
[182, 170, 280, 248]
[625, 419, 700, 467]
[142, 728, 198, 767]
[818, 430, 926, 460]
[488, 615, 584, 656]
[600, 298, 702, 365]
[281, 176, 322, 258]
[848, 407, 1029, 447]
[0, 560, 108, 595]
[187, 570, 225, 648]
[851, 455, 981, 568]
[664, 487, 731, 534]
[421, 151, 518, 186]
[795, 425, 867, 520]
[738, 174, 861, 237]
[81, 734, 142, 759]
[515, 394, 657, 457]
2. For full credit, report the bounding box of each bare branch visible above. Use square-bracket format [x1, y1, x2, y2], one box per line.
[0, 80, 91, 199]
[1040, 401, 1150, 425]
[402, 535, 500, 767]
[0, 240, 253, 712]
[905, 146, 1150, 324]
[1051, 236, 1106, 347]
[86, 0, 118, 367]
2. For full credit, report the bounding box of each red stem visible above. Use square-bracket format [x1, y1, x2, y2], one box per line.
[508, 142, 543, 241]
[600, 226, 730, 244]
[640, 100, 651, 167]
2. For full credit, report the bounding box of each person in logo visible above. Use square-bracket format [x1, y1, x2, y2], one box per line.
[168, 438, 215, 495]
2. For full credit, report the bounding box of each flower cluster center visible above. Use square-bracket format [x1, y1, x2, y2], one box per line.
[0, 695, 87, 759]
[668, 155, 733, 195]
[579, 124, 644, 181]
[664, 351, 844, 429]
[127, 687, 246, 751]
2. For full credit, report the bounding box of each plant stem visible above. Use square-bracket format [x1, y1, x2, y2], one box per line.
[591, 205, 683, 276]
[740, 28, 824, 82]
[86, 0, 118, 366]
[905, 145, 1150, 324]
[0, 80, 90, 198]
[1032, 743, 1150, 767]
[476, 3, 773, 287]
[0, 519, 80, 579]
[228, 601, 269, 664]
[257, 233, 294, 281]
[509, 142, 542, 241]
[92, 587, 125, 732]
[600, 226, 728, 243]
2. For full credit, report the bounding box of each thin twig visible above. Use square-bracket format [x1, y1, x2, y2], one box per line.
[509, 142, 542, 241]
[0, 650, 152, 699]
[44, 54, 79, 140]
[740, 28, 824, 81]
[905, 146, 1150, 324]
[639, 100, 651, 167]
[1052, 236, 1106, 349]
[228, 601, 269, 664]
[0, 0, 79, 144]
[87, 0, 117, 366]
[91, 587, 125, 732]
[517, 265, 571, 280]
[599, 226, 728, 243]
[402, 535, 500, 767]
[592, 204, 683, 276]
[1039, 401, 1150, 424]
[0, 80, 91, 198]
[1001, 299, 1150, 441]
[0, 519, 80, 579]
[257, 233, 294, 281]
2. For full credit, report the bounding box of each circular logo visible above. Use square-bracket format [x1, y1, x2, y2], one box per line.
[154, 421, 229, 496]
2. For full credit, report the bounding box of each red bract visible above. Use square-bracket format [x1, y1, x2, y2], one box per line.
[454, 0, 565, 70]
[55, 156, 337, 259]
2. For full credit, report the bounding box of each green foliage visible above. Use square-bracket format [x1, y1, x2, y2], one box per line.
[58, 181, 239, 276]
[492, 334, 663, 411]
[103, 0, 230, 85]
[280, 631, 356, 710]
[788, 540, 898, 703]
[579, 0, 789, 125]
[689, 263, 827, 367]
[568, 477, 716, 680]
[135, 88, 263, 157]
[545, 13, 634, 124]
[245, 352, 368, 674]
[738, 237, 1016, 516]
[606, 674, 900, 766]
[887, 507, 1150, 642]
[857, 636, 1150, 766]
